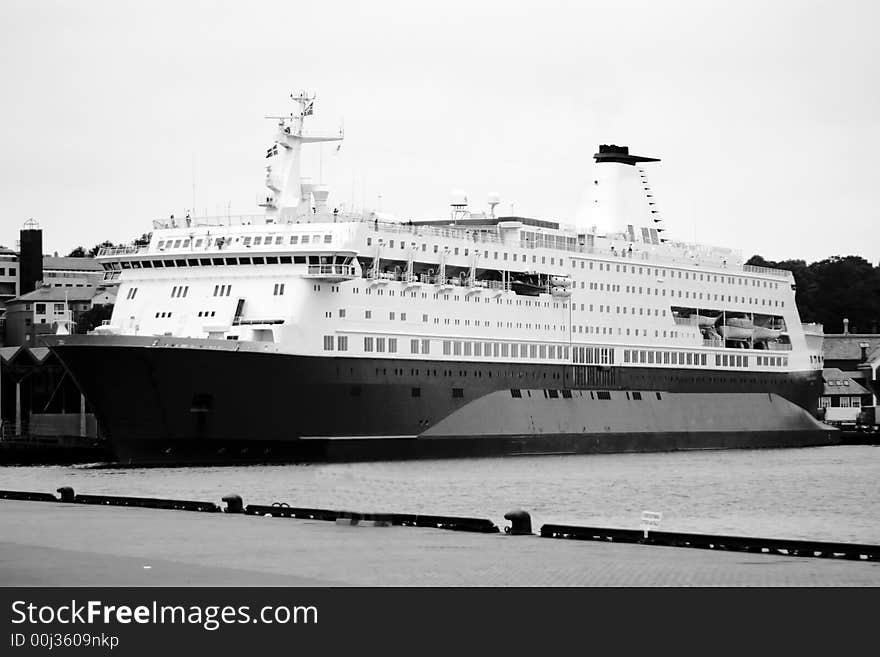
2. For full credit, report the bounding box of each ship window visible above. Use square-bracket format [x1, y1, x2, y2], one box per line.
[388, 338, 397, 353]
[291, 236, 300, 244]
[411, 387, 421, 398]
[596, 391, 611, 400]
[421, 339, 430, 354]
[632, 391, 642, 400]
[364, 337, 374, 352]
[211, 258, 223, 265]
[323, 335, 334, 351]
[266, 256, 279, 264]
[187, 258, 198, 266]
[410, 339, 420, 354]
[337, 336, 348, 351]
[510, 389, 522, 398]
[254, 236, 262, 245]
[452, 388, 464, 398]
[240, 257, 252, 265]
[280, 256, 292, 264]
[173, 240, 182, 248]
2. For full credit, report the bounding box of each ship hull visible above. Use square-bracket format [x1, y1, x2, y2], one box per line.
[46, 335, 835, 465]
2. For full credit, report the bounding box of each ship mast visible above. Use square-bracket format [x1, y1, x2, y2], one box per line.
[260, 92, 344, 223]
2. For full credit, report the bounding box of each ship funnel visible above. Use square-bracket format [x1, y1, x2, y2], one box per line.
[574, 144, 661, 236]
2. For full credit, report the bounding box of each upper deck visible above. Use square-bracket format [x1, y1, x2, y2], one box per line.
[97, 213, 794, 284]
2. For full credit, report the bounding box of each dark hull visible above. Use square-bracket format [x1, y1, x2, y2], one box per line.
[45, 335, 834, 465]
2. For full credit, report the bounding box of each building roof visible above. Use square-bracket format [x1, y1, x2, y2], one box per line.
[42, 256, 103, 272]
[821, 367, 871, 396]
[0, 246, 16, 255]
[8, 285, 98, 304]
[822, 334, 880, 361]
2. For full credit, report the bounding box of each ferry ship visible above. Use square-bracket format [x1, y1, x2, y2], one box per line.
[46, 93, 835, 464]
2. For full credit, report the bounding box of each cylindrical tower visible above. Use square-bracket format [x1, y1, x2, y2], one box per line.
[19, 219, 43, 295]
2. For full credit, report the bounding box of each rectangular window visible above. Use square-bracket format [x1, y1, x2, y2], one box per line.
[364, 337, 374, 352]
[337, 336, 348, 351]
[411, 339, 420, 354]
[474, 342, 483, 356]
[452, 388, 464, 398]
[443, 340, 452, 356]
[453, 341, 462, 356]
[376, 337, 386, 352]
[323, 336, 334, 351]
[421, 339, 430, 354]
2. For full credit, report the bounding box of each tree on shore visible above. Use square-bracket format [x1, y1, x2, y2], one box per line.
[747, 254, 880, 333]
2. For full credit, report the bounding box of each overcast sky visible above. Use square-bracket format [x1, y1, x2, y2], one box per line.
[1, 0, 878, 264]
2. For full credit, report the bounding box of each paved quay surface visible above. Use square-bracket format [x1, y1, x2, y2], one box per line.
[1, 500, 878, 586]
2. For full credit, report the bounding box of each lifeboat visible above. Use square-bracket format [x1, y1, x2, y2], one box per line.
[551, 286, 572, 297]
[550, 276, 572, 288]
[719, 322, 755, 340]
[753, 326, 783, 340]
[511, 279, 543, 297]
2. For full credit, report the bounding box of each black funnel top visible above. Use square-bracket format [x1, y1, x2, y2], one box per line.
[593, 144, 660, 165]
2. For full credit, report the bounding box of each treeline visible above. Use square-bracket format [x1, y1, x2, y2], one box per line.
[747, 254, 880, 334]
[66, 233, 152, 258]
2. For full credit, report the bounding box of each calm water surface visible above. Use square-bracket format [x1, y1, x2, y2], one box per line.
[2, 445, 878, 543]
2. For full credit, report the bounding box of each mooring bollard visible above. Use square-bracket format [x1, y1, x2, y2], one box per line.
[222, 494, 243, 514]
[56, 486, 75, 503]
[504, 509, 532, 535]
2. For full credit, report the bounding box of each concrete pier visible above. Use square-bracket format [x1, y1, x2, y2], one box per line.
[1, 500, 878, 586]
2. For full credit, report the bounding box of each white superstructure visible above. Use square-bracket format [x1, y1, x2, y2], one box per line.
[96, 93, 823, 377]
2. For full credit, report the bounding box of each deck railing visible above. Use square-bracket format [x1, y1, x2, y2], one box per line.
[102, 213, 794, 281]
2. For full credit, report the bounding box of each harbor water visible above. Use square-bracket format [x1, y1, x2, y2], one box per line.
[2, 445, 878, 544]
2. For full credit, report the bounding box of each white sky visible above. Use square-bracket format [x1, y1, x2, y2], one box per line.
[1, 0, 878, 263]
